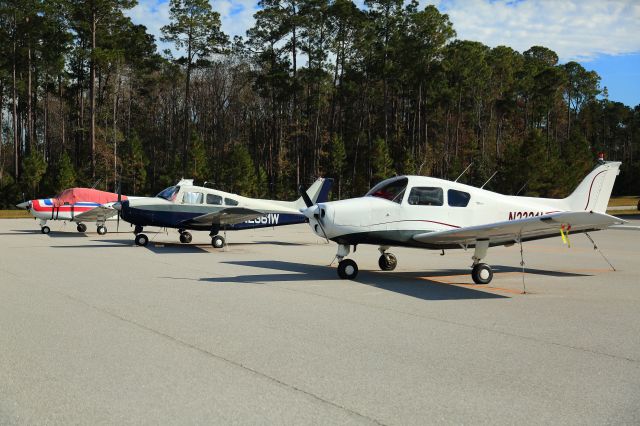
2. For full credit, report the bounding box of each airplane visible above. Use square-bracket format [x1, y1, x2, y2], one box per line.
[16, 187, 130, 235]
[113, 178, 333, 248]
[299, 160, 625, 284]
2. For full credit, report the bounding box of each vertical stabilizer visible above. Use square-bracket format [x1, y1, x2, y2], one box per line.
[565, 161, 621, 213]
[294, 178, 334, 210]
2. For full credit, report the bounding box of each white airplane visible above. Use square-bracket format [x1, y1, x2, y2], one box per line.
[300, 161, 625, 283]
[16, 187, 130, 235]
[114, 178, 332, 248]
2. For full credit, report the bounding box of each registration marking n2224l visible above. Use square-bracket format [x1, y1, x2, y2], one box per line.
[244, 213, 280, 225]
[508, 211, 555, 220]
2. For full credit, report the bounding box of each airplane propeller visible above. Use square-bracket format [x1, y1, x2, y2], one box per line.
[298, 184, 329, 243]
[116, 177, 122, 232]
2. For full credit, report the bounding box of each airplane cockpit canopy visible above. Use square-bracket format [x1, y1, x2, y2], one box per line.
[156, 186, 180, 201]
[366, 177, 408, 203]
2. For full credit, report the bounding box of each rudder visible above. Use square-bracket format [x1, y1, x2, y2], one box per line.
[565, 161, 621, 213]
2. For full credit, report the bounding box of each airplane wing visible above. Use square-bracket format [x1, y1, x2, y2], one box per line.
[73, 205, 118, 222]
[412, 211, 625, 246]
[182, 207, 265, 226]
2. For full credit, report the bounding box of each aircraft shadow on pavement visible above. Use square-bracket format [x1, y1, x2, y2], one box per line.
[199, 260, 508, 301]
[143, 242, 211, 254]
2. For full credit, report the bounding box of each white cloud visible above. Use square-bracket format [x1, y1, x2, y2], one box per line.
[125, 0, 259, 56]
[437, 0, 640, 61]
[127, 0, 640, 62]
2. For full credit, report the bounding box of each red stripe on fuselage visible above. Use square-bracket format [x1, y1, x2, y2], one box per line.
[584, 170, 606, 210]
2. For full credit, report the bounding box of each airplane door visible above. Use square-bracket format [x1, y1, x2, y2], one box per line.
[446, 188, 473, 228]
[402, 186, 449, 232]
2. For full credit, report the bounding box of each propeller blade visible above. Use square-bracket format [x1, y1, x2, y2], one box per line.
[299, 185, 313, 208]
[116, 177, 122, 231]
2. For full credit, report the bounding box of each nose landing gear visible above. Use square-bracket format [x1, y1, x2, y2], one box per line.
[377, 247, 397, 271]
[179, 230, 192, 244]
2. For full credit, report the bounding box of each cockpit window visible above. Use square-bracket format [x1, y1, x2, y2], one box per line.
[156, 186, 180, 201]
[183, 192, 204, 204]
[407, 187, 443, 206]
[366, 178, 408, 204]
[448, 189, 471, 207]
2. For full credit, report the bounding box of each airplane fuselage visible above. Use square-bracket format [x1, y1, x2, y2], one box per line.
[308, 176, 568, 249]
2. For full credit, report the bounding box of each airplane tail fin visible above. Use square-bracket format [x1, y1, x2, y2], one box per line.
[565, 161, 621, 213]
[294, 178, 333, 210]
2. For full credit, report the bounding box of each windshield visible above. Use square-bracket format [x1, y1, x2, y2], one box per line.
[366, 177, 408, 203]
[156, 186, 180, 201]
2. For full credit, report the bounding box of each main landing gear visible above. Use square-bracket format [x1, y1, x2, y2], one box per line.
[41, 225, 50, 234]
[209, 226, 225, 249]
[76, 223, 87, 233]
[97, 225, 107, 235]
[470, 239, 493, 284]
[179, 229, 192, 244]
[378, 246, 397, 271]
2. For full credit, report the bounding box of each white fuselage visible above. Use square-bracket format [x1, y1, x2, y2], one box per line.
[308, 175, 568, 247]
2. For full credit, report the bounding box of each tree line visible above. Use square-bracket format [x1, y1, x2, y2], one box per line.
[0, 0, 638, 207]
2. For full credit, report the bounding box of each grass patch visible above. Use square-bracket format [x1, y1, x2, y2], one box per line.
[608, 196, 639, 207]
[0, 210, 31, 219]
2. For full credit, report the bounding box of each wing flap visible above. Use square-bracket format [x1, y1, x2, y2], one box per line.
[73, 205, 118, 222]
[412, 211, 624, 245]
[185, 207, 264, 226]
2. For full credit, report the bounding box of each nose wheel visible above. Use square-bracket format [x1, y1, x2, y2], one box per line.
[179, 231, 192, 244]
[471, 263, 493, 284]
[97, 225, 107, 235]
[77, 223, 87, 233]
[41, 226, 50, 235]
[378, 253, 397, 271]
[337, 259, 358, 279]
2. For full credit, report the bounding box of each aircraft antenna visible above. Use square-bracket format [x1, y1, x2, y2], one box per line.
[454, 163, 473, 182]
[515, 181, 529, 196]
[480, 171, 498, 189]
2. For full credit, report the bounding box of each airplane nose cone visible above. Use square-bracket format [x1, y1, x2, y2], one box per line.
[16, 201, 31, 209]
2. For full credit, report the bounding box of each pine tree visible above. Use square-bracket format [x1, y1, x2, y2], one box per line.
[371, 138, 395, 182]
[55, 151, 76, 192]
[329, 135, 346, 198]
[20, 150, 47, 198]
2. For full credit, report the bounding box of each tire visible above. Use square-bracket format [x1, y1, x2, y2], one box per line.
[97, 226, 107, 235]
[135, 233, 149, 247]
[378, 253, 397, 271]
[472, 263, 493, 285]
[337, 259, 358, 280]
[212, 235, 225, 248]
[77, 223, 87, 233]
[41, 226, 50, 235]
[180, 232, 192, 244]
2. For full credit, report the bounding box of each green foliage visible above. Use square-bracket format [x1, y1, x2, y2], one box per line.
[20, 151, 47, 198]
[187, 130, 209, 181]
[223, 144, 257, 196]
[122, 133, 148, 194]
[329, 135, 347, 197]
[371, 138, 395, 182]
[55, 152, 77, 193]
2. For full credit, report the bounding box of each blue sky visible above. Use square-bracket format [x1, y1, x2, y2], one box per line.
[126, 0, 640, 107]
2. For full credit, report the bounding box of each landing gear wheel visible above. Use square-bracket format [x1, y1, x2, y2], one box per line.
[134, 225, 143, 235]
[97, 225, 107, 235]
[378, 253, 397, 271]
[337, 259, 359, 280]
[41, 226, 50, 235]
[77, 223, 87, 233]
[135, 233, 149, 247]
[179, 232, 192, 244]
[472, 263, 493, 285]
[211, 235, 225, 249]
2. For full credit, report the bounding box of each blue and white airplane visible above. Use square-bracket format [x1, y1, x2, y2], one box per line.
[114, 178, 333, 248]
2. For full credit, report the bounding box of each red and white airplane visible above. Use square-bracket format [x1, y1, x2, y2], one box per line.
[300, 160, 625, 284]
[16, 188, 128, 235]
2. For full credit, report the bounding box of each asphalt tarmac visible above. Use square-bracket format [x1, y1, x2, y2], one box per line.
[1, 217, 639, 425]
